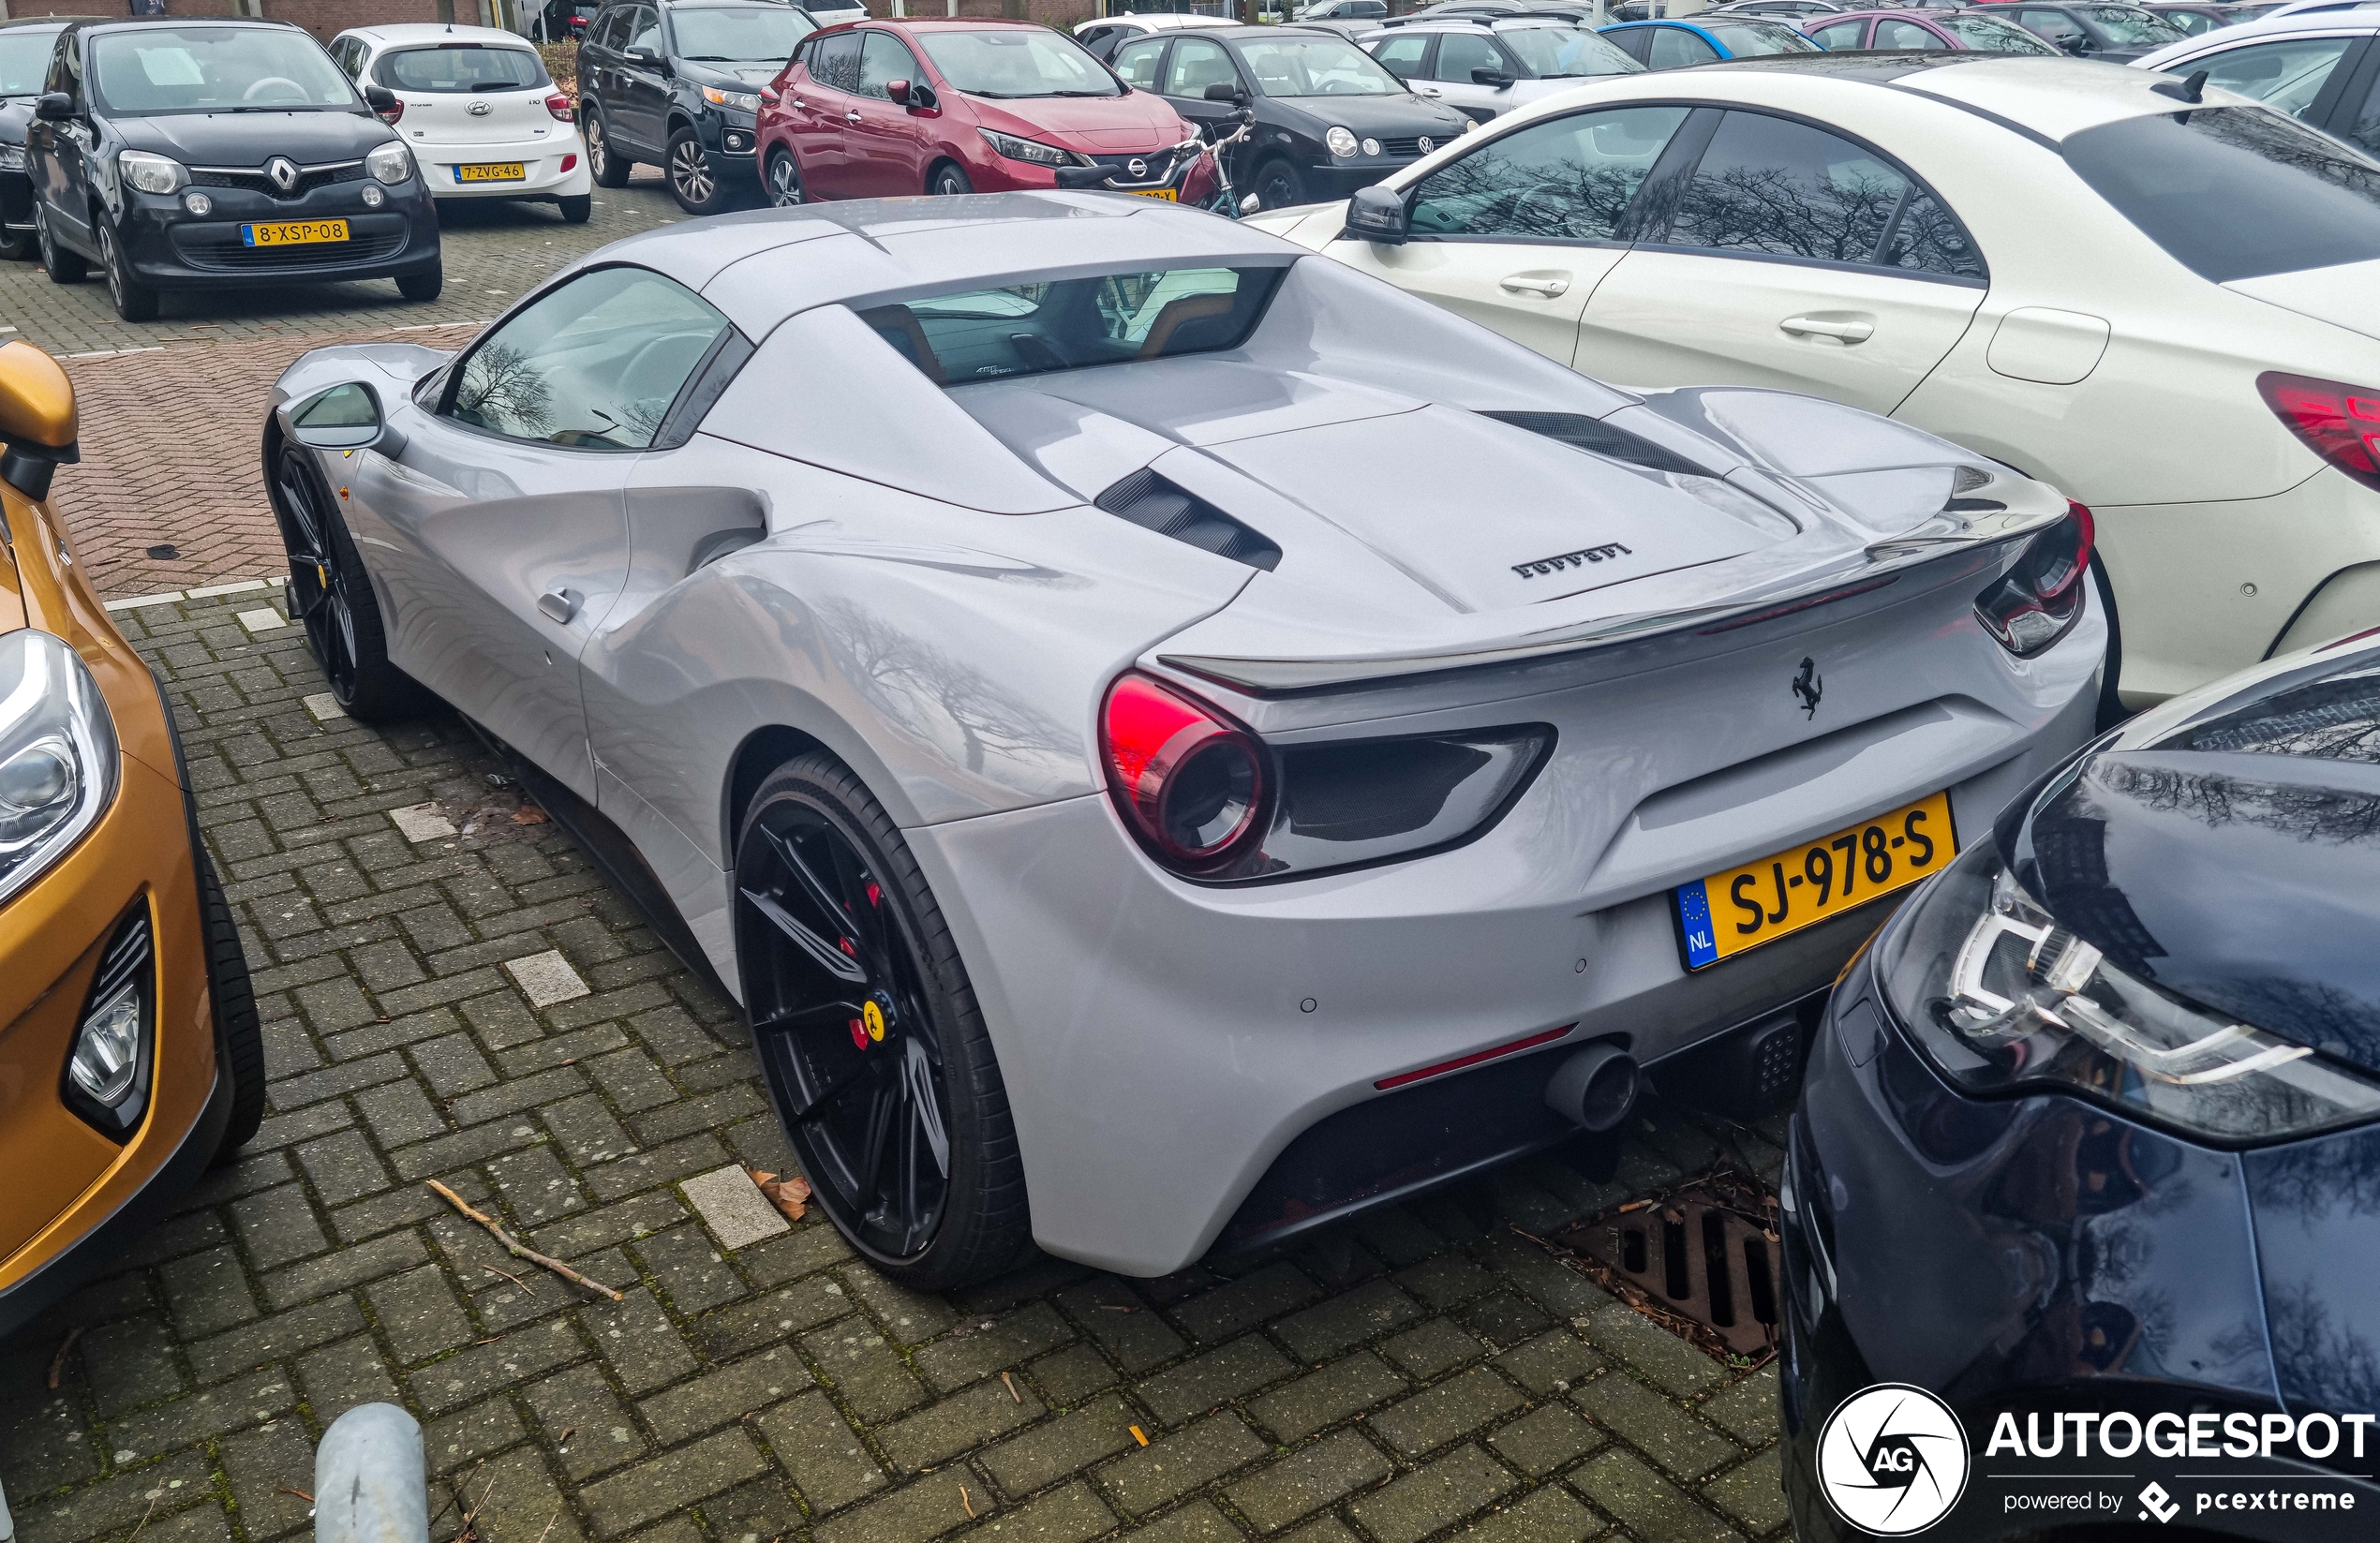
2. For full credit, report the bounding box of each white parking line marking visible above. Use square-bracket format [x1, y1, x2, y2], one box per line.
[189, 578, 272, 599]
[104, 591, 186, 611]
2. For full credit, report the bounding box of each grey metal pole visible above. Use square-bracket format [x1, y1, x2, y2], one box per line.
[315, 1405, 428, 1543]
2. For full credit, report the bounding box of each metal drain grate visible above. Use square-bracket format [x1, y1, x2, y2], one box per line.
[1557, 1169, 1782, 1360]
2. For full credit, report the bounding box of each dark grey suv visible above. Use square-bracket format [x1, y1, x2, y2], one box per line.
[575, 0, 814, 215]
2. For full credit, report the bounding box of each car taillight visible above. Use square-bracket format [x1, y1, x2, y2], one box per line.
[379, 97, 404, 126]
[1974, 501, 2093, 657]
[547, 91, 574, 123]
[2259, 370, 2380, 490]
[1101, 673, 1266, 870]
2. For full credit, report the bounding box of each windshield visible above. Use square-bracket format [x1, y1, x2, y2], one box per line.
[1703, 19, 1822, 52]
[1239, 35, 1406, 94]
[1500, 26, 1644, 74]
[861, 265, 1287, 385]
[0, 27, 59, 96]
[671, 7, 815, 61]
[916, 27, 1119, 96]
[2075, 4, 2188, 40]
[2066, 105, 2380, 280]
[377, 44, 549, 92]
[1939, 13, 2060, 50]
[90, 25, 356, 114]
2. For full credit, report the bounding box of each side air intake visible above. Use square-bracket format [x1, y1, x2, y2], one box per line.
[1097, 468, 1282, 571]
[1479, 410, 1709, 478]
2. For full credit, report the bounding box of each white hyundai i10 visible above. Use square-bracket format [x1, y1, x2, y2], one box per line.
[1255, 54, 2380, 710]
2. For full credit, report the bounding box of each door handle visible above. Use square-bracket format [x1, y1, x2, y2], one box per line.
[1780, 316, 1875, 343]
[538, 588, 579, 624]
[1418, 84, 1441, 96]
[788, 96, 806, 109]
[845, 110, 863, 123]
[1499, 272, 1571, 298]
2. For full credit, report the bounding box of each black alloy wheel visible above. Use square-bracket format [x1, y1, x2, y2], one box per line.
[98, 221, 158, 321]
[271, 442, 420, 720]
[0, 222, 33, 262]
[766, 149, 804, 207]
[586, 107, 632, 187]
[1250, 157, 1304, 211]
[928, 162, 974, 196]
[735, 754, 1030, 1289]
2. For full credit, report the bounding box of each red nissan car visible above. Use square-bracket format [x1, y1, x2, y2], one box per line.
[756, 19, 1205, 203]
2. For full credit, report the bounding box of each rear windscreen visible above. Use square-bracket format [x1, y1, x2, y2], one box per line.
[2063, 106, 2380, 281]
[376, 44, 548, 92]
[856, 265, 1289, 386]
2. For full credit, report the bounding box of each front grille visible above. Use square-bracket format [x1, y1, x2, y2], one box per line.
[1083, 150, 1183, 184]
[170, 221, 409, 271]
[190, 161, 367, 199]
[1378, 136, 1429, 157]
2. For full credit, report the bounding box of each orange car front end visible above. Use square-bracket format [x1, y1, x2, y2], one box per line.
[0, 340, 257, 1340]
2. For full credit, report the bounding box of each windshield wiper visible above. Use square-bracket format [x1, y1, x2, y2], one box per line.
[228, 103, 327, 111]
[1044, 89, 1117, 96]
[680, 54, 742, 61]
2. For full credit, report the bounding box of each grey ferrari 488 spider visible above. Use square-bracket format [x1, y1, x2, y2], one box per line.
[266, 192, 2103, 1286]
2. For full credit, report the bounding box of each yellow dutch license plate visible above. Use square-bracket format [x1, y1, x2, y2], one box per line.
[1675, 791, 1957, 971]
[243, 219, 349, 247]
[456, 162, 527, 183]
[1128, 187, 1177, 200]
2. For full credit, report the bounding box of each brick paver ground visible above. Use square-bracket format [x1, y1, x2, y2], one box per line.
[7, 172, 1797, 1543]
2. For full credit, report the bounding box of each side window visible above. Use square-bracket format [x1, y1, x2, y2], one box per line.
[2186, 37, 2355, 121]
[1408, 104, 1691, 240]
[627, 6, 662, 56]
[811, 33, 861, 93]
[2342, 53, 2380, 156]
[1605, 28, 1653, 63]
[1647, 27, 1719, 67]
[447, 268, 733, 451]
[1876, 19, 1947, 49]
[593, 9, 629, 51]
[856, 31, 920, 97]
[1165, 37, 1239, 96]
[1658, 111, 1984, 279]
[45, 32, 81, 102]
[1113, 37, 1168, 89]
[1810, 19, 1868, 48]
[2020, 7, 2087, 46]
[1371, 34, 1432, 78]
[1433, 32, 1503, 82]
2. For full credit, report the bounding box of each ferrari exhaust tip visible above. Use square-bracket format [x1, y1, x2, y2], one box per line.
[1544, 1043, 1639, 1134]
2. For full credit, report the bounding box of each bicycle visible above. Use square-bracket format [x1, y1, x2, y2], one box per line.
[1054, 86, 1263, 219]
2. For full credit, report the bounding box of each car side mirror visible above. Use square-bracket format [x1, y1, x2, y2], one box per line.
[2060, 34, 2091, 52]
[0, 341, 80, 500]
[34, 92, 72, 122]
[1470, 67, 1515, 87]
[363, 83, 400, 122]
[1345, 183, 1409, 245]
[1203, 81, 1251, 104]
[286, 381, 406, 459]
[885, 77, 910, 104]
[629, 45, 662, 66]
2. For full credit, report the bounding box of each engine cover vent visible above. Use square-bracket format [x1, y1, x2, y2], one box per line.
[1479, 409, 1709, 479]
[1097, 467, 1282, 572]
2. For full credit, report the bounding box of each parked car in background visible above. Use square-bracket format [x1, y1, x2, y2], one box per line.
[1783, 632, 2380, 1543]
[758, 19, 1198, 203]
[1971, 0, 2189, 57]
[1599, 16, 1822, 65]
[801, 0, 869, 22]
[1253, 54, 2380, 708]
[1804, 7, 2061, 50]
[1296, 0, 1391, 21]
[2141, 0, 2275, 33]
[24, 17, 439, 322]
[0, 15, 88, 263]
[260, 191, 2100, 1284]
[1110, 23, 1473, 206]
[1707, 0, 1849, 16]
[1073, 11, 1237, 62]
[575, 0, 815, 215]
[0, 339, 263, 1337]
[535, 0, 602, 41]
[1362, 16, 1642, 121]
[331, 23, 592, 224]
[2134, 7, 2380, 151]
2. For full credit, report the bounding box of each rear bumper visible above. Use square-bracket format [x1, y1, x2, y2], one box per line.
[421, 134, 593, 199]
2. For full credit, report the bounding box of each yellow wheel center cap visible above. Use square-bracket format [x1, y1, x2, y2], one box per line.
[861, 999, 887, 1043]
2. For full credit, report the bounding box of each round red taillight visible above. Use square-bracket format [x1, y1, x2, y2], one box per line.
[1101, 673, 1267, 868]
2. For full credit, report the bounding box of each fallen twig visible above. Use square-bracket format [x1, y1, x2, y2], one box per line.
[1001, 1372, 1020, 1405]
[276, 1488, 314, 1503]
[531, 1507, 563, 1543]
[50, 1325, 83, 1389]
[428, 1180, 624, 1301]
[126, 1496, 158, 1543]
[483, 1263, 533, 1293]
[959, 1485, 976, 1521]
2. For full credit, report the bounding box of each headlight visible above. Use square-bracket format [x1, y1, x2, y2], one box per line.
[1460, 118, 1476, 134]
[1877, 839, 2380, 1143]
[0, 631, 122, 909]
[118, 150, 188, 195]
[977, 127, 1078, 166]
[1325, 126, 1359, 158]
[701, 85, 763, 112]
[366, 141, 414, 185]
[0, 142, 24, 172]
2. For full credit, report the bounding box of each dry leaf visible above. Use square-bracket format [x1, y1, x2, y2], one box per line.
[755, 1173, 811, 1221]
[512, 805, 549, 825]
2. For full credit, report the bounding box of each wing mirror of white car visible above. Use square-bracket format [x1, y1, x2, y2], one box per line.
[287, 381, 407, 459]
[1346, 183, 1410, 245]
